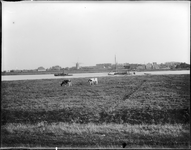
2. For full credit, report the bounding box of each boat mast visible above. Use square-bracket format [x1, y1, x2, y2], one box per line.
[115, 55, 117, 72]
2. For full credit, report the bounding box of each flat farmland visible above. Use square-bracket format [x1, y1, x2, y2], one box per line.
[1, 74, 190, 148]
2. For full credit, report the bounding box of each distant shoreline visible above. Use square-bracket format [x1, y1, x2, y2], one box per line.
[1, 68, 189, 76]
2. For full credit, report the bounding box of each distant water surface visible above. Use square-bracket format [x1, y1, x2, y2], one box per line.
[1, 70, 190, 81]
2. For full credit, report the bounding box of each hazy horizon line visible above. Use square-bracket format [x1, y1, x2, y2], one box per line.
[2, 61, 190, 71]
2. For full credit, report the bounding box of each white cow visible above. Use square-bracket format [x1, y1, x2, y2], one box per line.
[88, 78, 98, 85]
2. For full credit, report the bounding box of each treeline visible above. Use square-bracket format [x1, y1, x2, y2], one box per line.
[175, 63, 190, 69]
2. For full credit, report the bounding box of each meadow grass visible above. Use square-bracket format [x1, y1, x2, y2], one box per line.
[1, 122, 189, 148]
[1, 74, 190, 147]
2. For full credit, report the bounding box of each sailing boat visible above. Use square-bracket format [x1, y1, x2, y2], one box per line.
[108, 55, 118, 75]
[54, 69, 73, 76]
[108, 55, 135, 75]
[54, 71, 73, 76]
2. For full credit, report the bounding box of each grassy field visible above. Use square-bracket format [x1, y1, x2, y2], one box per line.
[1, 74, 190, 148]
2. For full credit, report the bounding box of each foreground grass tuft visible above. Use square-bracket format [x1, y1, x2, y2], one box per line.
[1, 123, 189, 148]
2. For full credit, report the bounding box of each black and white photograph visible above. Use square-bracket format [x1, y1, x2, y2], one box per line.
[1, 0, 190, 148]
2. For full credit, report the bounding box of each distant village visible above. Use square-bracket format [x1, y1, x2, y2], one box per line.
[2, 61, 190, 74]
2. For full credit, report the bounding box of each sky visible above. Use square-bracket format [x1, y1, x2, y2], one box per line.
[2, 1, 190, 70]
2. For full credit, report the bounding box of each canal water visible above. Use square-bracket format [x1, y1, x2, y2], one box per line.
[1, 70, 190, 81]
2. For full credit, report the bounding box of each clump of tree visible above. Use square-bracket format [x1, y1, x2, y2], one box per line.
[124, 64, 142, 70]
[175, 63, 190, 69]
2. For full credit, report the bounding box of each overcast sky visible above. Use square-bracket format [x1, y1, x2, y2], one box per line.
[2, 1, 190, 70]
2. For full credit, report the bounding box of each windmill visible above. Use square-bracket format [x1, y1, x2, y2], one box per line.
[73, 62, 82, 69]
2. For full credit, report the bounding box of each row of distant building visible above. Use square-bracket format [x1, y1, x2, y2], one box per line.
[3, 62, 189, 73]
[36, 62, 190, 71]
[94, 62, 189, 70]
